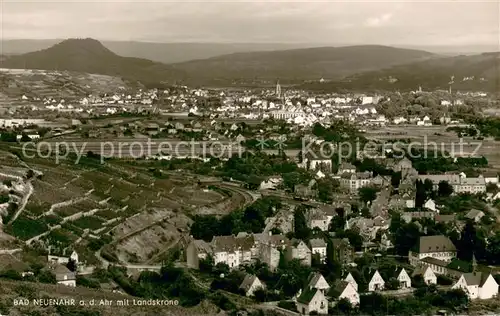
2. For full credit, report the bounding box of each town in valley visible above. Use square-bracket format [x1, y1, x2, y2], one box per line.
[0, 1, 499, 315]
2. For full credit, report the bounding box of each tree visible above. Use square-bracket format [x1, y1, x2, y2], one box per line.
[335, 298, 353, 315]
[294, 206, 310, 240]
[26, 169, 35, 179]
[199, 255, 214, 273]
[38, 270, 56, 284]
[457, 220, 485, 261]
[66, 259, 77, 272]
[438, 180, 454, 197]
[358, 186, 378, 204]
[20, 134, 31, 142]
[391, 172, 402, 188]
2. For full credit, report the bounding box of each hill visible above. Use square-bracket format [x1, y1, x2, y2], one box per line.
[169, 45, 435, 85]
[302, 52, 500, 92]
[1, 39, 311, 63]
[0, 38, 186, 86]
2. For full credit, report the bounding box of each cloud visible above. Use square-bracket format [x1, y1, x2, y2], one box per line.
[364, 13, 393, 27]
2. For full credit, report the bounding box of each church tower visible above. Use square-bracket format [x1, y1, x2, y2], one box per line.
[275, 80, 281, 99]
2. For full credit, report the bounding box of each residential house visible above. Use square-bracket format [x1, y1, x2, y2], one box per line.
[306, 272, 330, 293]
[309, 158, 333, 174]
[337, 162, 356, 175]
[340, 172, 373, 191]
[412, 265, 437, 285]
[254, 233, 289, 271]
[452, 272, 499, 300]
[329, 281, 360, 306]
[465, 209, 485, 223]
[379, 232, 393, 250]
[397, 268, 411, 289]
[423, 199, 437, 212]
[483, 172, 499, 185]
[294, 182, 317, 200]
[418, 174, 486, 195]
[344, 272, 358, 291]
[368, 270, 385, 292]
[54, 265, 76, 287]
[286, 239, 312, 266]
[409, 235, 457, 266]
[306, 208, 331, 232]
[331, 238, 354, 264]
[239, 274, 264, 297]
[296, 287, 328, 315]
[186, 239, 213, 269]
[309, 238, 327, 263]
[259, 176, 283, 190]
[235, 134, 246, 144]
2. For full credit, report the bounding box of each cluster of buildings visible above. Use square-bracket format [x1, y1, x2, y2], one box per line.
[186, 231, 348, 272]
[409, 235, 499, 300]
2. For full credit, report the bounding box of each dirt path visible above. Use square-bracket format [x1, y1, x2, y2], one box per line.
[7, 180, 33, 225]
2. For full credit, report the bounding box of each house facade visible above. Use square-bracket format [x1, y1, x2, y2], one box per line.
[412, 266, 437, 285]
[310, 238, 327, 263]
[397, 268, 411, 288]
[239, 274, 264, 297]
[452, 272, 498, 300]
[368, 270, 385, 292]
[296, 288, 328, 315]
[409, 235, 457, 266]
[332, 281, 360, 306]
[286, 239, 312, 266]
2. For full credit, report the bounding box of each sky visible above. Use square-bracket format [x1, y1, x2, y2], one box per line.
[1, 0, 499, 47]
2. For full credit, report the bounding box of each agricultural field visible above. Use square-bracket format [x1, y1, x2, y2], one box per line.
[365, 125, 500, 169]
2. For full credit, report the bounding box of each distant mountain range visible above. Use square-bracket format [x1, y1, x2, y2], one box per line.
[302, 52, 500, 92]
[3, 39, 498, 63]
[169, 45, 435, 85]
[0, 38, 498, 91]
[1, 39, 311, 64]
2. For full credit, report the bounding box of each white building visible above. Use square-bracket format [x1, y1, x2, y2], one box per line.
[333, 281, 360, 306]
[452, 272, 498, 300]
[344, 272, 358, 291]
[412, 266, 437, 285]
[397, 268, 411, 289]
[239, 274, 265, 297]
[309, 238, 327, 263]
[409, 235, 457, 266]
[368, 270, 385, 292]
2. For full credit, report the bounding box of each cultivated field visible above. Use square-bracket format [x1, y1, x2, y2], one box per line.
[365, 125, 500, 169]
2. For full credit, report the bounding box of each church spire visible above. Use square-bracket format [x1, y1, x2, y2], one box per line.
[472, 253, 477, 273]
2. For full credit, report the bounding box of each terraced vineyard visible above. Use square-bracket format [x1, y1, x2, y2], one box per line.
[0, 147, 228, 264]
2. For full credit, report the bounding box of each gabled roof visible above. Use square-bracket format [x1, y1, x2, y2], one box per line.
[421, 256, 448, 267]
[465, 209, 484, 219]
[328, 280, 351, 298]
[212, 235, 255, 252]
[309, 238, 327, 248]
[239, 274, 259, 292]
[413, 235, 456, 254]
[369, 270, 384, 283]
[411, 265, 434, 277]
[54, 265, 76, 281]
[344, 272, 357, 285]
[331, 238, 351, 248]
[297, 287, 321, 305]
[462, 272, 493, 287]
[305, 272, 328, 290]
